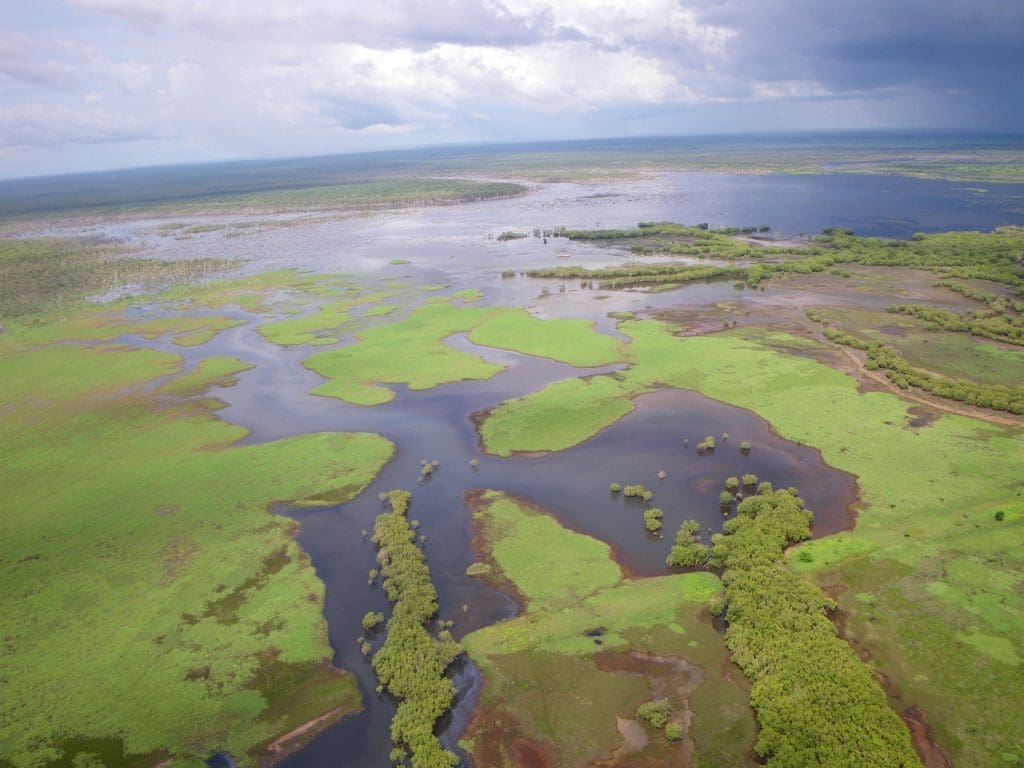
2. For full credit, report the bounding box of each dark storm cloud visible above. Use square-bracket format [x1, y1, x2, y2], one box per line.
[694, 0, 1024, 98]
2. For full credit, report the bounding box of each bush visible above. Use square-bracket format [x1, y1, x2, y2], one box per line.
[739, 441, 751, 452]
[609, 483, 622, 493]
[719, 491, 735, 507]
[465, 562, 492, 577]
[362, 611, 385, 632]
[995, 510, 1005, 521]
[643, 508, 664, 532]
[665, 722, 683, 742]
[666, 519, 708, 568]
[637, 700, 672, 729]
[757, 481, 773, 495]
[742, 473, 758, 486]
[725, 476, 740, 491]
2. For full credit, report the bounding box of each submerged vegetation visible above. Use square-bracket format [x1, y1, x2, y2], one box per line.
[0, 236, 233, 317]
[371, 490, 463, 768]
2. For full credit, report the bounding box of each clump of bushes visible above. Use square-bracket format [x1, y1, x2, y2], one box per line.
[643, 508, 664, 532]
[665, 722, 683, 742]
[666, 520, 708, 568]
[742, 473, 758, 487]
[362, 611, 385, 632]
[739, 441, 751, 453]
[465, 562, 492, 577]
[623, 484, 653, 501]
[724, 476, 740, 491]
[719, 490, 735, 507]
[371, 490, 463, 768]
[708, 487, 920, 765]
[610, 483, 622, 493]
[636, 699, 672, 729]
[497, 230, 528, 241]
[697, 435, 716, 452]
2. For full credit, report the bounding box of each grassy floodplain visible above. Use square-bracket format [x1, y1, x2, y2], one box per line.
[0, 277, 398, 768]
[304, 301, 625, 405]
[462, 491, 756, 768]
[478, 317, 1024, 766]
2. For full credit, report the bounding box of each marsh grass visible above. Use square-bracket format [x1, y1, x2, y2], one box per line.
[0, 237, 234, 317]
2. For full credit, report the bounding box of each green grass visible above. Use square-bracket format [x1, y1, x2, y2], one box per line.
[0, 336, 393, 768]
[480, 376, 635, 456]
[258, 289, 397, 347]
[304, 302, 624, 405]
[462, 491, 755, 768]
[477, 318, 1024, 766]
[451, 288, 484, 302]
[467, 310, 625, 368]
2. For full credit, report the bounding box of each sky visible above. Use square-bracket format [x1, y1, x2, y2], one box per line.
[1, 0, 1022, 179]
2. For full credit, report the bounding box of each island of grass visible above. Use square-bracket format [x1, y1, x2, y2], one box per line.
[461, 490, 756, 768]
[0, 298, 395, 767]
[476, 315, 1024, 766]
[303, 301, 625, 405]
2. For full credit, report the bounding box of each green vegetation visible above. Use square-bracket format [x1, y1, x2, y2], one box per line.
[304, 302, 623, 405]
[496, 231, 528, 241]
[0, 334, 394, 767]
[643, 507, 664, 532]
[711, 489, 921, 767]
[479, 317, 1024, 765]
[371, 490, 463, 768]
[666, 521, 708, 568]
[0, 237, 234, 317]
[888, 302, 1024, 346]
[636, 700, 672, 729]
[526, 225, 1024, 296]
[462, 491, 755, 767]
[822, 326, 1024, 413]
[258, 290, 396, 346]
[362, 612, 385, 632]
[467, 309, 624, 368]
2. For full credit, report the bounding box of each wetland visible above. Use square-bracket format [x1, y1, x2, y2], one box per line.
[2, 139, 1023, 768]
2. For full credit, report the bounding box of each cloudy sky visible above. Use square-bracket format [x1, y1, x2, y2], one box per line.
[2, 0, 1021, 178]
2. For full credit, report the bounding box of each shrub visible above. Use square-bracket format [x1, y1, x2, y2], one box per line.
[725, 476, 740, 491]
[995, 510, 1005, 521]
[465, 562, 492, 577]
[719, 491, 735, 507]
[637, 700, 672, 729]
[666, 519, 708, 568]
[362, 611, 385, 632]
[665, 722, 683, 742]
[757, 481, 773, 495]
[643, 508, 664, 532]
[742, 473, 758, 486]
[610, 483, 622, 493]
[739, 441, 751, 452]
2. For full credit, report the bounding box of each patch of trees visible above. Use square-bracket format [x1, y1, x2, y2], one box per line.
[623, 484, 654, 501]
[496, 231, 528, 241]
[643, 507, 664, 532]
[710, 488, 922, 767]
[371, 490, 464, 768]
[888, 303, 1024, 346]
[666, 519, 708, 568]
[697, 435, 716, 452]
[823, 328, 1024, 414]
